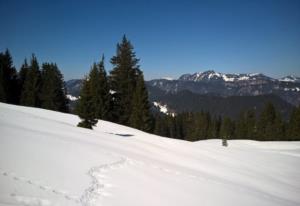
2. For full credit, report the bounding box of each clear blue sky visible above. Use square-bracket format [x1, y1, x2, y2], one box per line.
[0, 0, 299, 80]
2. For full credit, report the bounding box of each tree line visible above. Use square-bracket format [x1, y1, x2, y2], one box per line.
[0, 50, 68, 112]
[153, 102, 300, 141]
[0, 36, 153, 132]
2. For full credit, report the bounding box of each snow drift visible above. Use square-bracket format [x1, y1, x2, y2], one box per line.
[0, 102, 300, 206]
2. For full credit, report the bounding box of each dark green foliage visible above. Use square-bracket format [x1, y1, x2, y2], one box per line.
[108, 35, 152, 132]
[152, 102, 295, 142]
[0, 49, 18, 104]
[0, 50, 68, 112]
[109, 35, 141, 125]
[76, 77, 98, 129]
[89, 56, 110, 120]
[153, 115, 171, 138]
[0, 65, 5, 102]
[220, 117, 235, 140]
[235, 112, 248, 139]
[130, 73, 152, 132]
[147, 87, 294, 120]
[235, 109, 257, 139]
[257, 102, 285, 140]
[287, 106, 300, 140]
[153, 112, 215, 141]
[211, 116, 222, 139]
[194, 112, 213, 140]
[18, 59, 30, 103]
[74, 36, 151, 131]
[40, 63, 68, 112]
[273, 112, 285, 141]
[20, 54, 41, 107]
[76, 55, 111, 129]
[244, 109, 257, 139]
[19, 59, 29, 87]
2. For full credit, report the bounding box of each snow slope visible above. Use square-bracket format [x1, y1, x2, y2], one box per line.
[0, 103, 300, 206]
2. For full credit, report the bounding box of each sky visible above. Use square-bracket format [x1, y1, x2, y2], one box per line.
[0, 0, 299, 80]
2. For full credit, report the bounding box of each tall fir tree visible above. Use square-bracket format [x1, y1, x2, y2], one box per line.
[0, 63, 5, 102]
[20, 54, 41, 107]
[153, 115, 163, 135]
[257, 102, 278, 140]
[0, 49, 18, 104]
[89, 55, 110, 120]
[287, 106, 300, 140]
[211, 116, 222, 139]
[235, 111, 248, 139]
[245, 109, 257, 139]
[109, 35, 140, 125]
[40, 63, 68, 112]
[273, 111, 285, 140]
[153, 114, 170, 137]
[220, 117, 235, 140]
[76, 77, 98, 129]
[175, 115, 184, 139]
[129, 73, 152, 132]
[18, 59, 30, 103]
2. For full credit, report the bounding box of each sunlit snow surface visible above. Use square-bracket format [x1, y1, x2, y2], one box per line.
[0, 102, 300, 206]
[66, 95, 78, 101]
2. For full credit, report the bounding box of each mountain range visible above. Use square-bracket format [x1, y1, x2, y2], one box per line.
[65, 71, 300, 118]
[147, 70, 300, 105]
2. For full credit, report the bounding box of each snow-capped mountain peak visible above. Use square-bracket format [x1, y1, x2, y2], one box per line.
[162, 77, 174, 81]
[279, 75, 300, 83]
[178, 70, 271, 82]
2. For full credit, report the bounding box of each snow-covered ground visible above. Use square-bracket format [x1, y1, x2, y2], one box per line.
[153, 101, 176, 117]
[0, 103, 300, 206]
[66, 95, 79, 101]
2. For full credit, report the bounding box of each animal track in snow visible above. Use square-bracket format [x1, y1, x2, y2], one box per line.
[80, 157, 128, 206]
[0, 168, 81, 204]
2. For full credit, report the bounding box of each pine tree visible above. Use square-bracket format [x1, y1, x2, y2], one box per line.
[245, 109, 257, 139]
[0, 64, 5, 102]
[220, 117, 234, 145]
[154, 115, 163, 135]
[40, 63, 68, 112]
[287, 106, 300, 140]
[190, 112, 202, 140]
[0, 49, 18, 104]
[20, 54, 41, 107]
[174, 115, 184, 139]
[76, 77, 98, 129]
[18, 59, 29, 103]
[257, 102, 277, 140]
[273, 112, 285, 140]
[89, 55, 110, 120]
[211, 116, 222, 139]
[184, 112, 196, 141]
[235, 111, 248, 139]
[129, 73, 152, 132]
[109, 35, 140, 125]
[154, 114, 170, 137]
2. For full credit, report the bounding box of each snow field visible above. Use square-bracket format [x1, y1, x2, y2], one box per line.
[0, 103, 300, 206]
